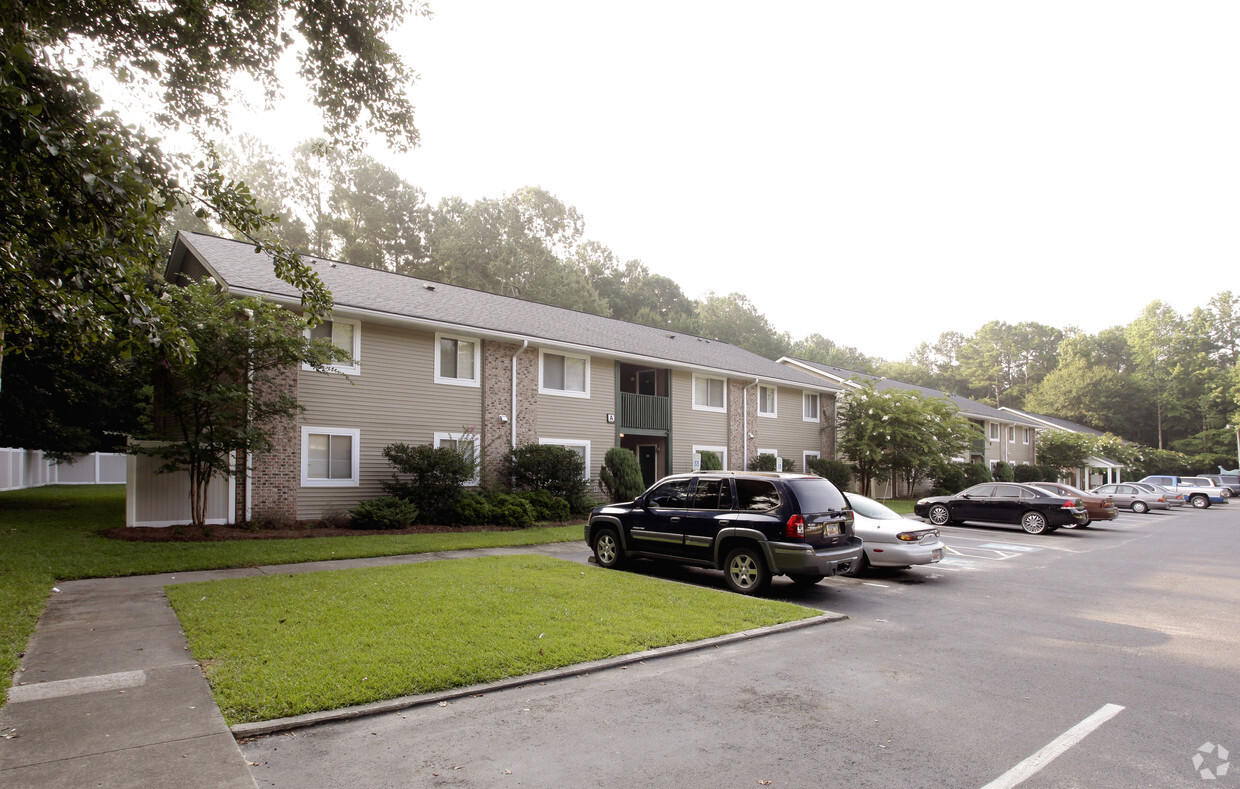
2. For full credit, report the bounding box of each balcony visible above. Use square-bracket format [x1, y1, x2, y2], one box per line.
[619, 392, 671, 433]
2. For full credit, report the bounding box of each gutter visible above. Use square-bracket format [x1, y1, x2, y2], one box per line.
[511, 340, 529, 449]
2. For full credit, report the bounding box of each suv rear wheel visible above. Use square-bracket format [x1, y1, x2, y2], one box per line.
[723, 545, 770, 595]
[1190, 494, 1210, 509]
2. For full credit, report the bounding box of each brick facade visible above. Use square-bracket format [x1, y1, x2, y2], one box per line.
[727, 379, 758, 470]
[246, 363, 300, 522]
[480, 341, 539, 486]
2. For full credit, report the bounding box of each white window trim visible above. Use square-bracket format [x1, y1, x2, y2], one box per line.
[802, 392, 820, 423]
[301, 426, 360, 487]
[692, 445, 728, 471]
[433, 333, 481, 388]
[1008, 426, 1016, 443]
[692, 375, 727, 413]
[303, 316, 361, 375]
[1023, 428, 1032, 445]
[539, 438, 591, 480]
[435, 431, 480, 486]
[989, 422, 1000, 442]
[538, 349, 591, 399]
[803, 450, 820, 471]
[757, 384, 778, 418]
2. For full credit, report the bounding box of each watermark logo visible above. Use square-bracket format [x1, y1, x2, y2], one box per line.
[1193, 742, 1230, 780]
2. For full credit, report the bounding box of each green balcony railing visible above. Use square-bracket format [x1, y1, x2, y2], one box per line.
[971, 438, 987, 454]
[619, 392, 671, 432]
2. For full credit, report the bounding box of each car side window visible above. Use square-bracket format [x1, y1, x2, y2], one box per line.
[965, 485, 994, 497]
[647, 479, 692, 508]
[691, 479, 733, 510]
[735, 479, 780, 511]
[1117, 485, 1135, 494]
[995, 485, 1023, 498]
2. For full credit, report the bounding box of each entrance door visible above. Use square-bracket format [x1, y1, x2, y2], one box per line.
[638, 445, 658, 488]
[637, 369, 657, 396]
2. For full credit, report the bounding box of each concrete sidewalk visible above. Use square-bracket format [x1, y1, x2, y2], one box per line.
[0, 542, 843, 788]
[0, 543, 597, 788]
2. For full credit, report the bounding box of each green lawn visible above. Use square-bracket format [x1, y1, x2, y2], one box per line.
[0, 485, 581, 706]
[167, 555, 818, 724]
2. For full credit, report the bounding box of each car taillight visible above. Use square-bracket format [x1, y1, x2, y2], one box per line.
[1157, 496, 1165, 502]
[786, 514, 805, 539]
[1061, 499, 1078, 509]
[898, 529, 938, 542]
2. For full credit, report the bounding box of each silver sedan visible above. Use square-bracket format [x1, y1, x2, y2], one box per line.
[846, 493, 945, 569]
[1091, 483, 1171, 513]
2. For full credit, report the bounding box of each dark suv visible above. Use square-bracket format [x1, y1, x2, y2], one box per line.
[585, 471, 862, 595]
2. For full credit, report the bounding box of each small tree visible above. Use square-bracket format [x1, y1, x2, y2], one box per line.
[961, 461, 993, 486]
[140, 280, 350, 526]
[993, 460, 1014, 482]
[808, 457, 852, 491]
[748, 453, 777, 472]
[504, 444, 590, 513]
[600, 447, 645, 502]
[382, 442, 476, 524]
[699, 450, 723, 471]
[1035, 431, 1094, 477]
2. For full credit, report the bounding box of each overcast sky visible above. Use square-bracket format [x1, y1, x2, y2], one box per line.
[228, 0, 1240, 361]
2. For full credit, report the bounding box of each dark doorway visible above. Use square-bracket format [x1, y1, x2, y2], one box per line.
[638, 445, 658, 488]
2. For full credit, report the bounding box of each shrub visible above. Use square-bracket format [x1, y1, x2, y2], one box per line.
[600, 447, 645, 502]
[382, 442, 475, 523]
[1038, 464, 1061, 482]
[317, 507, 352, 529]
[748, 453, 776, 472]
[961, 461, 993, 486]
[451, 492, 493, 526]
[1013, 464, 1043, 483]
[517, 489, 572, 522]
[249, 507, 297, 531]
[349, 497, 420, 530]
[993, 460, 1014, 482]
[808, 458, 852, 490]
[932, 462, 967, 493]
[485, 492, 535, 528]
[698, 450, 723, 471]
[781, 458, 796, 473]
[504, 444, 591, 514]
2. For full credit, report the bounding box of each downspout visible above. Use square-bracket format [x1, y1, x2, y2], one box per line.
[511, 341, 530, 449]
[743, 378, 759, 470]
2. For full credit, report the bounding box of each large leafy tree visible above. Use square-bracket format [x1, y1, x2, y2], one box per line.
[836, 383, 976, 496]
[2, 0, 426, 367]
[695, 292, 790, 360]
[140, 280, 350, 526]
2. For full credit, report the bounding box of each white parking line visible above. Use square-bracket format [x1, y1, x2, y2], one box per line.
[979, 703, 1125, 789]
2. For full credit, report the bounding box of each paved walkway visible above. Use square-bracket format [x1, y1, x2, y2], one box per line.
[0, 543, 843, 788]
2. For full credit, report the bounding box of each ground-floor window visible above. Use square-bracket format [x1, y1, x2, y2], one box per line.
[301, 427, 360, 487]
[539, 438, 591, 480]
[435, 431, 480, 486]
[693, 445, 728, 471]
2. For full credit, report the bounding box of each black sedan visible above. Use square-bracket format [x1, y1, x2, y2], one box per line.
[914, 482, 1089, 534]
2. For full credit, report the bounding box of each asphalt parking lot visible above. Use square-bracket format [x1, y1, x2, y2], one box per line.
[242, 505, 1240, 788]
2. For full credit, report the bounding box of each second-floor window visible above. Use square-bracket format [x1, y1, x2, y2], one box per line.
[435, 334, 479, 386]
[693, 376, 726, 411]
[305, 317, 360, 374]
[803, 392, 820, 422]
[1008, 426, 1016, 443]
[541, 351, 589, 397]
[990, 423, 1000, 441]
[1023, 428, 1033, 445]
[758, 385, 777, 417]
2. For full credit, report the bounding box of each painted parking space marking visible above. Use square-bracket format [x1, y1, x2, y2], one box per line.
[980, 703, 1125, 789]
[978, 543, 1043, 553]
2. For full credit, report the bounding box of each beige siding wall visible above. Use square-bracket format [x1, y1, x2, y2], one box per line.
[754, 386, 825, 469]
[295, 322, 483, 519]
[535, 354, 616, 481]
[127, 449, 231, 527]
[671, 370, 730, 471]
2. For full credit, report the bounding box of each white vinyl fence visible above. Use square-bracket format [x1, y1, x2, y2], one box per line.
[0, 448, 128, 492]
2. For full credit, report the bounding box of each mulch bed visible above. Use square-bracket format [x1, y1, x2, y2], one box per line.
[101, 523, 539, 542]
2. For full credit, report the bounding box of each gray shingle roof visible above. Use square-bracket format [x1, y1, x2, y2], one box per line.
[781, 357, 1042, 427]
[172, 232, 841, 391]
[999, 408, 1110, 437]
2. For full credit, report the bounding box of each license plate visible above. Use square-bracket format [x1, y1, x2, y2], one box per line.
[931, 549, 943, 561]
[825, 523, 841, 536]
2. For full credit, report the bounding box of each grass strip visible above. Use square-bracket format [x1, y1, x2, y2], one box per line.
[166, 555, 819, 724]
[0, 486, 580, 705]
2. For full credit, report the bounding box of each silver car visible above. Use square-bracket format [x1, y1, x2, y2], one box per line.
[1131, 481, 1186, 508]
[1091, 483, 1171, 513]
[846, 493, 945, 569]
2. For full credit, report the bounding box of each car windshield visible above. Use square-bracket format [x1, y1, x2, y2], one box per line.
[785, 478, 847, 513]
[845, 493, 902, 520]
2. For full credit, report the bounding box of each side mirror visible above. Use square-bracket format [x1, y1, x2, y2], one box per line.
[634, 494, 647, 508]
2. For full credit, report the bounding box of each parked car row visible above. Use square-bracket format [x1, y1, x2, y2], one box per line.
[585, 467, 1227, 597]
[1136, 475, 1230, 508]
[585, 471, 947, 596]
